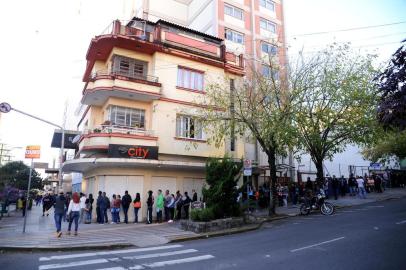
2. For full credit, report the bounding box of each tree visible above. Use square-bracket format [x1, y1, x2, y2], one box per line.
[0, 161, 43, 190]
[291, 44, 379, 184]
[202, 156, 242, 218]
[375, 40, 406, 130]
[201, 59, 297, 215]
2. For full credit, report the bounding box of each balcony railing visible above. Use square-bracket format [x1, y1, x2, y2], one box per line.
[91, 70, 159, 84]
[85, 124, 155, 137]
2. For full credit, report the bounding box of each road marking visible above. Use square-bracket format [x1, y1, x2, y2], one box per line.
[290, 237, 345, 253]
[39, 258, 108, 270]
[396, 220, 406, 225]
[142, 255, 215, 268]
[341, 210, 355, 213]
[123, 249, 198, 260]
[96, 268, 126, 270]
[39, 244, 183, 261]
[373, 226, 379, 230]
[367, 205, 384, 208]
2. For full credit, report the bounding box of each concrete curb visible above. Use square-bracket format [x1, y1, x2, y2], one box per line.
[0, 243, 134, 253]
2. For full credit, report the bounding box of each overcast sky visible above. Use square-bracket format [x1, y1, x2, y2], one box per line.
[0, 0, 405, 173]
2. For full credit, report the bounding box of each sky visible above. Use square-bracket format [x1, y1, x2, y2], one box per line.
[0, 0, 405, 175]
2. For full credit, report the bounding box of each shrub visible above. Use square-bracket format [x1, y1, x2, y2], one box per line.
[190, 207, 215, 222]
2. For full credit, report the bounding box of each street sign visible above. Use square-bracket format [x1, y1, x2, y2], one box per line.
[25, 145, 41, 159]
[0, 102, 11, 113]
[244, 168, 252, 176]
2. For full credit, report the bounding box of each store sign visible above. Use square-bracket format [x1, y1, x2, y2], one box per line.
[108, 144, 158, 160]
[25, 145, 41, 159]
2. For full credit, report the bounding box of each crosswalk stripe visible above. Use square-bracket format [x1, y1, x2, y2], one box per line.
[142, 254, 215, 268]
[38, 258, 108, 270]
[95, 268, 126, 270]
[39, 244, 183, 261]
[123, 249, 197, 260]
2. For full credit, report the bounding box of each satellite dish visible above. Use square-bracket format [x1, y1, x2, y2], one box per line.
[72, 134, 81, 144]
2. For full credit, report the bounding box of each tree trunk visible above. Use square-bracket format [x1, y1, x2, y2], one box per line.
[315, 158, 324, 187]
[268, 150, 278, 216]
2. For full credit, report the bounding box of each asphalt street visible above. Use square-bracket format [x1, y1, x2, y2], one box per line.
[1, 197, 406, 270]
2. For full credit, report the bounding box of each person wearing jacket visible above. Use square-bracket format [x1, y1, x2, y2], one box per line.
[133, 193, 141, 223]
[164, 190, 171, 222]
[67, 192, 81, 236]
[174, 191, 183, 220]
[111, 194, 121, 224]
[156, 190, 164, 223]
[121, 190, 132, 224]
[103, 192, 110, 224]
[167, 194, 175, 223]
[96, 191, 106, 224]
[183, 192, 192, 219]
[146, 191, 154, 224]
[54, 191, 66, 237]
[84, 193, 93, 224]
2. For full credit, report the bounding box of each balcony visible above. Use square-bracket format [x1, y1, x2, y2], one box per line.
[82, 70, 161, 106]
[78, 124, 158, 154]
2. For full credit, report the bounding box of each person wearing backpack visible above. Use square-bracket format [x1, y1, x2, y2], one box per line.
[122, 191, 132, 224]
[133, 193, 141, 223]
[146, 191, 154, 224]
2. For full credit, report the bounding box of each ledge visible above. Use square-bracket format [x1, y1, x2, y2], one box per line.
[176, 86, 206, 94]
[174, 137, 207, 143]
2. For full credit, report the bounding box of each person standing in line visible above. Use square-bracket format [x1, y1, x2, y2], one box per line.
[79, 193, 87, 224]
[348, 174, 357, 196]
[133, 193, 141, 223]
[174, 191, 183, 220]
[121, 191, 132, 224]
[146, 190, 154, 224]
[85, 194, 93, 224]
[96, 191, 103, 224]
[53, 190, 66, 237]
[192, 189, 198, 202]
[182, 192, 192, 219]
[111, 194, 118, 224]
[164, 190, 171, 221]
[116, 195, 122, 223]
[156, 189, 164, 223]
[67, 192, 81, 236]
[103, 192, 110, 224]
[167, 194, 175, 223]
[356, 175, 367, 199]
[339, 176, 347, 197]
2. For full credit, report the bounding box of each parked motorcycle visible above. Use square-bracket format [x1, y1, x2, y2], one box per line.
[300, 193, 335, 215]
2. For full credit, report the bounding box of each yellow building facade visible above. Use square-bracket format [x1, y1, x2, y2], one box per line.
[63, 18, 245, 221]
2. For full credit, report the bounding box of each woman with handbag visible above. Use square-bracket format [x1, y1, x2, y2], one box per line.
[133, 193, 141, 223]
[67, 192, 81, 236]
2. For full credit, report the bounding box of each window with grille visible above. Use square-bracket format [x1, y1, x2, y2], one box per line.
[108, 105, 145, 128]
[177, 67, 204, 91]
[260, 18, 276, 33]
[176, 115, 203, 140]
[112, 55, 147, 79]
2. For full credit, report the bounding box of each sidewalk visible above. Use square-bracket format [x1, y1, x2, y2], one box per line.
[1, 188, 405, 251]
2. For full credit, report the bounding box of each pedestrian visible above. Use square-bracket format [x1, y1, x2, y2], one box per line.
[164, 190, 171, 221]
[111, 194, 119, 224]
[356, 175, 367, 199]
[42, 193, 52, 216]
[167, 194, 175, 223]
[339, 176, 347, 197]
[103, 192, 110, 224]
[64, 193, 71, 222]
[117, 195, 122, 223]
[332, 175, 339, 200]
[17, 197, 23, 212]
[133, 193, 141, 223]
[53, 190, 66, 237]
[192, 189, 198, 202]
[96, 191, 104, 224]
[348, 174, 357, 196]
[21, 195, 27, 217]
[305, 177, 313, 191]
[79, 193, 87, 223]
[122, 190, 132, 224]
[183, 192, 192, 219]
[156, 189, 164, 223]
[84, 194, 93, 224]
[146, 190, 154, 224]
[174, 191, 183, 220]
[67, 192, 81, 236]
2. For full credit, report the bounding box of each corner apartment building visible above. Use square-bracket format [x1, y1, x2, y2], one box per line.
[62, 19, 245, 221]
[135, 0, 292, 185]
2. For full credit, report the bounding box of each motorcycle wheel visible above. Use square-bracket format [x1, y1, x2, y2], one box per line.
[320, 202, 334, 215]
[300, 204, 310, 215]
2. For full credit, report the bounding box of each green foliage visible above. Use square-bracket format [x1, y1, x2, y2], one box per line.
[191, 207, 215, 222]
[362, 130, 406, 164]
[291, 43, 380, 181]
[0, 161, 43, 190]
[202, 156, 242, 219]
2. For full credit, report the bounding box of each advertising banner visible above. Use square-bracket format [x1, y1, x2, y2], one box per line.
[108, 144, 159, 160]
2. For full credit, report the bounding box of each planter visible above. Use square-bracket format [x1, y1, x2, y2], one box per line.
[180, 217, 244, 233]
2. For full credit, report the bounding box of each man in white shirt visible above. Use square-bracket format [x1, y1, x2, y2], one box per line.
[79, 193, 87, 223]
[356, 176, 367, 199]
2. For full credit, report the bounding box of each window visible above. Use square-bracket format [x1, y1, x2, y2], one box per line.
[262, 65, 279, 80]
[108, 105, 145, 129]
[261, 42, 278, 55]
[112, 55, 147, 79]
[176, 115, 203, 140]
[177, 67, 204, 91]
[260, 18, 276, 33]
[260, 0, 275, 12]
[225, 28, 244, 44]
[224, 4, 243, 20]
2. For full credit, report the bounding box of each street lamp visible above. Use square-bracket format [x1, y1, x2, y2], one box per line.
[0, 102, 65, 187]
